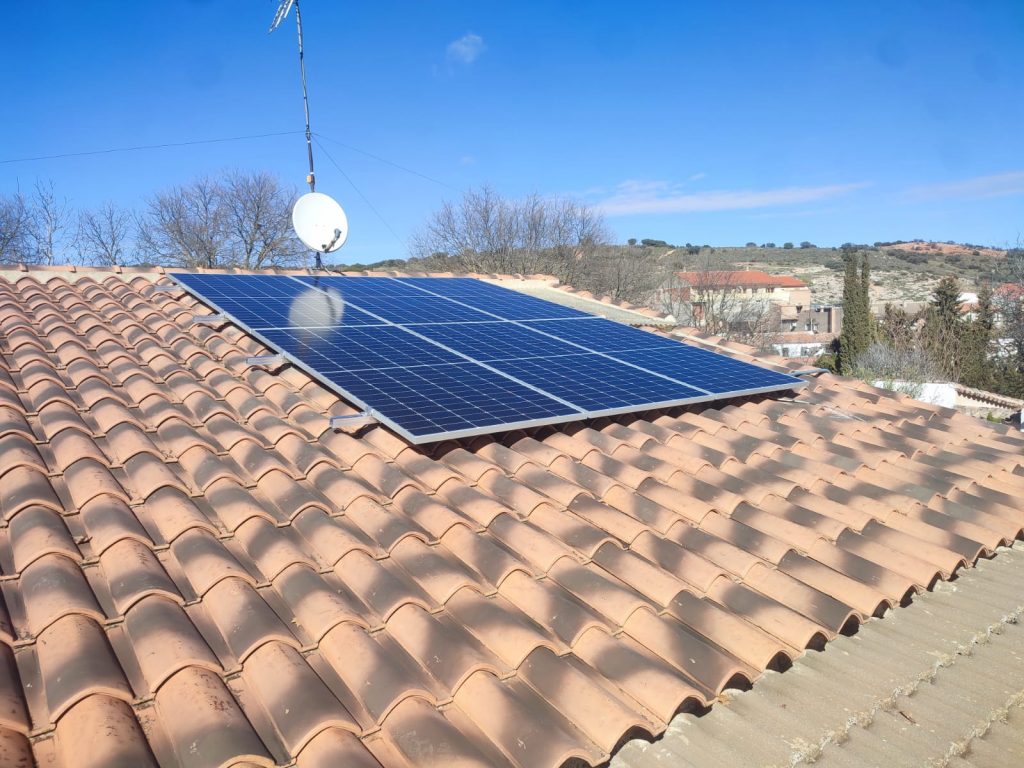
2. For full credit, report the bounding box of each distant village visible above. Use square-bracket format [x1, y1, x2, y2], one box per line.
[663, 267, 1024, 420]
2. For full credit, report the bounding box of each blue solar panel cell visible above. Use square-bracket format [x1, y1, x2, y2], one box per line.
[259, 326, 461, 373]
[171, 272, 803, 443]
[394, 277, 594, 320]
[295, 275, 497, 324]
[413, 322, 583, 361]
[487, 353, 708, 411]
[173, 273, 382, 329]
[523, 317, 677, 352]
[614, 344, 800, 394]
[305, 361, 578, 437]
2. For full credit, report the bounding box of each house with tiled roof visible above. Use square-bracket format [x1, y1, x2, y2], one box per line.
[0, 266, 1022, 767]
[669, 270, 817, 337]
[675, 270, 809, 291]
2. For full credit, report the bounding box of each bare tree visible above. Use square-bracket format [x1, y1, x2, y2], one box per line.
[1008, 241, 1024, 285]
[27, 180, 73, 265]
[77, 202, 133, 266]
[411, 185, 612, 280]
[223, 171, 303, 269]
[731, 301, 782, 352]
[137, 176, 228, 268]
[656, 272, 697, 324]
[668, 249, 743, 334]
[546, 197, 612, 288]
[852, 341, 942, 400]
[585, 245, 670, 303]
[413, 186, 519, 273]
[653, 249, 784, 349]
[137, 172, 305, 269]
[0, 191, 33, 264]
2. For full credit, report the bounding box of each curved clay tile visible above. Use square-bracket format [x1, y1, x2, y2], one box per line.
[388, 602, 507, 693]
[242, 640, 360, 755]
[53, 694, 156, 767]
[98, 538, 182, 615]
[154, 667, 275, 768]
[8, 505, 81, 573]
[272, 563, 374, 642]
[123, 596, 220, 694]
[202, 576, 300, 663]
[35, 614, 133, 722]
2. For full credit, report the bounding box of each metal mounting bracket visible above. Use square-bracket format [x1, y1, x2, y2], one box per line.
[189, 313, 227, 326]
[245, 354, 288, 367]
[328, 411, 378, 431]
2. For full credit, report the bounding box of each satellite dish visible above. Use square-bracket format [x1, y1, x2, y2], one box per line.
[293, 192, 349, 253]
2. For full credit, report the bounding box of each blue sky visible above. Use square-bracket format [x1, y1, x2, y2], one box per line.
[2, 1, 1022, 264]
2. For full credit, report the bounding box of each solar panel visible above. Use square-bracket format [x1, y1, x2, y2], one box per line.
[171, 273, 803, 443]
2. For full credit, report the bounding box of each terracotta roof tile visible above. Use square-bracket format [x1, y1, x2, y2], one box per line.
[50, 695, 155, 768]
[37, 614, 133, 721]
[155, 667, 274, 768]
[202, 576, 298, 663]
[241, 640, 360, 752]
[0, 271, 1022, 766]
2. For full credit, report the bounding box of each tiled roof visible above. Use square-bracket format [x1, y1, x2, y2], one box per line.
[613, 541, 1024, 767]
[0, 270, 1022, 768]
[676, 270, 809, 289]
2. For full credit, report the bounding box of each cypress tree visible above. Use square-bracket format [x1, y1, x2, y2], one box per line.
[838, 248, 870, 374]
[859, 249, 874, 349]
[961, 284, 995, 389]
[925, 276, 963, 378]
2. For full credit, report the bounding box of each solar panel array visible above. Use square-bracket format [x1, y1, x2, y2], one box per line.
[172, 273, 803, 443]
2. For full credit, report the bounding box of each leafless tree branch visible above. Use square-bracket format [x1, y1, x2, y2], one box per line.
[0, 191, 33, 265]
[77, 202, 133, 266]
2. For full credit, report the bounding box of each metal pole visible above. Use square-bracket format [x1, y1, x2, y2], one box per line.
[294, 0, 315, 194]
[293, 0, 324, 270]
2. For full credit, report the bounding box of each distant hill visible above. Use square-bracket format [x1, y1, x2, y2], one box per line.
[880, 241, 1005, 259]
[329, 240, 1014, 309]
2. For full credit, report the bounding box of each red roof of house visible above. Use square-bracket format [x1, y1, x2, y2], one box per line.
[677, 270, 808, 289]
[995, 283, 1024, 301]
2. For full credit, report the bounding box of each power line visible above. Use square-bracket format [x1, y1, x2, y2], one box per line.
[314, 132, 458, 191]
[1, 128, 461, 197]
[312, 136, 407, 249]
[0, 130, 305, 165]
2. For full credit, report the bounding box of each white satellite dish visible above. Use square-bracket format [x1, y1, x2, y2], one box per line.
[293, 192, 349, 253]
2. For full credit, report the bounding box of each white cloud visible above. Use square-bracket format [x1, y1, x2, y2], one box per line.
[447, 33, 485, 64]
[688, 172, 708, 182]
[595, 179, 870, 216]
[904, 171, 1024, 202]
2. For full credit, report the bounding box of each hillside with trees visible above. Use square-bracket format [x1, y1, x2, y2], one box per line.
[826, 248, 1024, 400]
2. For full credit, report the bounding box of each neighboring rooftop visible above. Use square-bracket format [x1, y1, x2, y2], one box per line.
[676, 270, 808, 290]
[613, 541, 1024, 768]
[0, 267, 1022, 768]
[489, 277, 676, 326]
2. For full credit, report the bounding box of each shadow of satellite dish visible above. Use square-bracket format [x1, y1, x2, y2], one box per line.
[293, 192, 349, 253]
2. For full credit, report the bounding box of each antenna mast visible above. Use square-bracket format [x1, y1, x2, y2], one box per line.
[294, 0, 315, 194]
[270, 0, 324, 269]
